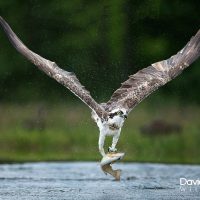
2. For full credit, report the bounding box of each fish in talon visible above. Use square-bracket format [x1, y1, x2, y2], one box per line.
[100, 152, 125, 180]
[101, 164, 121, 181]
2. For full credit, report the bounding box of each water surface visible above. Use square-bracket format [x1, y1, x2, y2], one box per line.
[0, 162, 200, 199]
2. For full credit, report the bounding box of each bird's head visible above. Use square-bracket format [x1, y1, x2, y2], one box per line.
[108, 108, 127, 123]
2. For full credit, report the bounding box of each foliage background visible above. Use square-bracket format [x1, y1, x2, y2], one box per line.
[0, 0, 199, 162]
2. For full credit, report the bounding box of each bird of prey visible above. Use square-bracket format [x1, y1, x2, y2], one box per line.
[0, 16, 200, 159]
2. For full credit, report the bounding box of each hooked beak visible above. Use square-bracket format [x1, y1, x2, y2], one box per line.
[123, 115, 127, 119]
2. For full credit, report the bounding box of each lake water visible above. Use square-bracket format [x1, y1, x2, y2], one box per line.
[0, 162, 200, 199]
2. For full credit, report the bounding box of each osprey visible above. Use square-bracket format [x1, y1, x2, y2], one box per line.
[0, 17, 200, 158]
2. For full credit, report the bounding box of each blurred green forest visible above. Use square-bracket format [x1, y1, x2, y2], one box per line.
[0, 0, 200, 163]
[0, 0, 200, 103]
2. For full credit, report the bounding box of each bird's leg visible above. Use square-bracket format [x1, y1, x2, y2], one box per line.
[108, 132, 120, 153]
[98, 133, 106, 157]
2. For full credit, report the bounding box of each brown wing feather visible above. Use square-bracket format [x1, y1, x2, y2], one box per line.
[106, 29, 200, 113]
[0, 16, 107, 119]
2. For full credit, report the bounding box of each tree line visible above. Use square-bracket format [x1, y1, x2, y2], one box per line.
[0, 0, 199, 103]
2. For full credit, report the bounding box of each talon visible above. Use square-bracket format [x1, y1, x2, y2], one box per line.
[108, 147, 117, 153]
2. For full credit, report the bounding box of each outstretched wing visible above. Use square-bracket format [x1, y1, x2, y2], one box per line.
[106, 29, 200, 113]
[0, 16, 108, 119]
